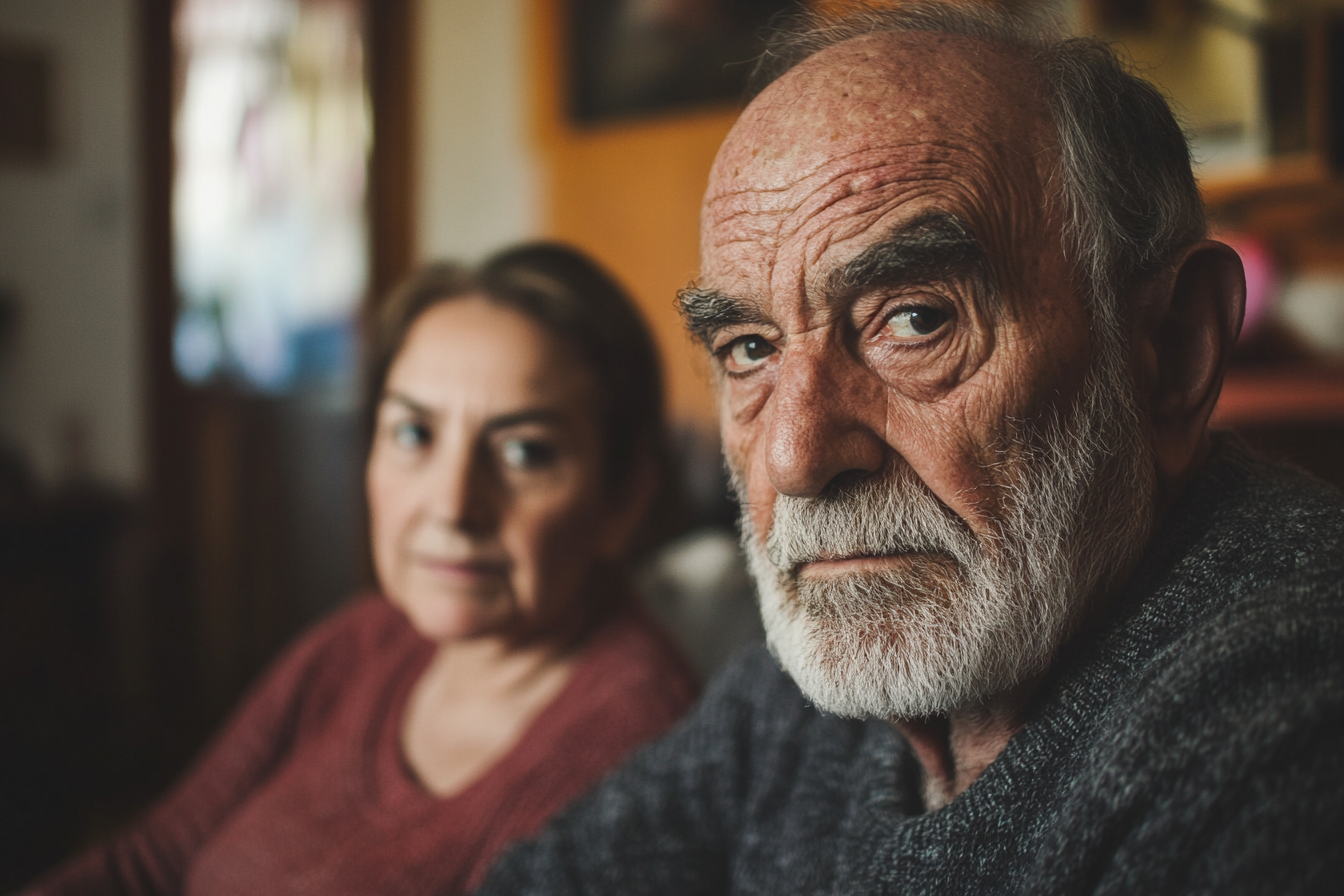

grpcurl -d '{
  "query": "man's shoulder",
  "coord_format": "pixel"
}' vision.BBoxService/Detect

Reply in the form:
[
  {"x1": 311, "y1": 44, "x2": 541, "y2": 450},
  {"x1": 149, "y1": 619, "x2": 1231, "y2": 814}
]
[
  {"x1": 1189, "y1": 436, "x2": 1344, "y2": 557},
  {"x1": 1026, "y1": 457, "x2": 1344, "y2": 893},
  {"x1": 1175, "y1": 440, "x2": 1344, "y2": 648},
  {"x1": 1105, "y1": 439, "x2": 1344, "y2": 743},
  {"x1": 1156, "y1": 504, "x2": 1344, "y2": 748},
  {"x1": 677, "y1": 642, "x2": 844, "y2": 755},
  {"x1": 474, "y1": 643, "x2": 906, "y2": 896},
  {"x1": 1146, "y1": 563, "x2": 1344, "y2": 726},
  {"x1": 593, "y1": 641, "x2": 894, "y2": 811},
  {"x1": 695, "y1": 642, "x2": 883, "y2": 742},
  {"x1": 701, "y1": 642, "x2": 799, "y2": 709},
  {"x1": 1133, "y1": 437, "x2": 1344, "y2": 630},
  {"x1": 1039, "y1": 565, "x2": 1344, "y2": 893}
]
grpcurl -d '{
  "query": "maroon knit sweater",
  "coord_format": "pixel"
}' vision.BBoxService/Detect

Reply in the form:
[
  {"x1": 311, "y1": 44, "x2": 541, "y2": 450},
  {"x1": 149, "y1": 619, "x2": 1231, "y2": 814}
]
[{"x1": 27, "y1": 595, "x2": 697, "y2": 896}]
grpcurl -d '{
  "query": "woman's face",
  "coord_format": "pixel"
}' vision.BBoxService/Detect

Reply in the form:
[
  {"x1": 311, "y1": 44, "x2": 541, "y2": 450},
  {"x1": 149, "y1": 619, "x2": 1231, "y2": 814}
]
[{"x1": 367, "y1": 296, "x2": 630, "y2": 645}]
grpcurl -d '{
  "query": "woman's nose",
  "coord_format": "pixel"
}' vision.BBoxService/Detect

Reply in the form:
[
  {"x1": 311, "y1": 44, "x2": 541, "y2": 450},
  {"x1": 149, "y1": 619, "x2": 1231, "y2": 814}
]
[{"x1": 426, "y1": 436, "x2": 496, "y2": 534}]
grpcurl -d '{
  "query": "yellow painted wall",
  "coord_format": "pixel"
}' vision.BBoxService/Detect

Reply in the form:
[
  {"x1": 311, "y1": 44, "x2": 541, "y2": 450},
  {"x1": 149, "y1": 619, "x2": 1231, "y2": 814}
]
[{"x1": 527, "y1": 0, "x2": 735, "y2": 428}]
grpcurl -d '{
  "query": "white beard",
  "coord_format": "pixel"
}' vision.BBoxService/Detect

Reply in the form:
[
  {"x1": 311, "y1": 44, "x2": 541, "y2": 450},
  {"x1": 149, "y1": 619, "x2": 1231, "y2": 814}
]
[{"x1": 738, "y1": 353, "x2": 1155, "y2": 720}]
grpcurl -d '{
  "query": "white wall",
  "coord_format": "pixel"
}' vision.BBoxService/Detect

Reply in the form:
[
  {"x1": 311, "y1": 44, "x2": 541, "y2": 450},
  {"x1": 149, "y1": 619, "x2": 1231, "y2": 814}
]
[
  {"x1": 0, "y1": 0, "x2": 143, "y2": 490},
  {"x1": 414, "y1": 0, "x2": 539, "y2": 264}
]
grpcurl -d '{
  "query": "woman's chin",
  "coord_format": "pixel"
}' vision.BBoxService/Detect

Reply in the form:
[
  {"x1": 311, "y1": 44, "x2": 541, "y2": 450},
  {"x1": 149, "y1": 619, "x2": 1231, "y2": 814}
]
[{"x1": 391, "y1": 591, "x2": 512, "y2": 645}]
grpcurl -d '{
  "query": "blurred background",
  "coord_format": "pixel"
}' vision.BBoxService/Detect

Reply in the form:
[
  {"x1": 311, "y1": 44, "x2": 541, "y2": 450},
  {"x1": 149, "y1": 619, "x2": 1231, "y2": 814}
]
[{"x1": 1, "y1": 0, "x2": 1342, "y2": 887}]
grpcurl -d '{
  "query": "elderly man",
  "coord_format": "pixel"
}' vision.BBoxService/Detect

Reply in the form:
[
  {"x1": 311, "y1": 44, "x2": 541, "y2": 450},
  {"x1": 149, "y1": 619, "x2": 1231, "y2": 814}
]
[{"x1": 477, "y1": 4, "x2": 1344, "y2": 893}]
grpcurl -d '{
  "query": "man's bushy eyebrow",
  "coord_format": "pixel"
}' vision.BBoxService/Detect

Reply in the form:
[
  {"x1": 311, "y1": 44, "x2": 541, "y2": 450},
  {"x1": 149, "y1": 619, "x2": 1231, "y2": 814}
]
[
  {"x1": 678, "y1": 213, "x2": 990, "y2": 348},
  {"x1": 677, "y1": 286, "x2": 766, "y2": 348},
  {"x1": 827, "y1": 212, "x2": 990, "y2": 302}
]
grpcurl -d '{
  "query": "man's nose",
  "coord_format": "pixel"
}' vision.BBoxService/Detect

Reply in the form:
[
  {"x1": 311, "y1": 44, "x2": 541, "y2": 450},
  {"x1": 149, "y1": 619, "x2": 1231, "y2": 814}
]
[{"x1": 764, "y1": 341, "x2": 887, "y2": 498}]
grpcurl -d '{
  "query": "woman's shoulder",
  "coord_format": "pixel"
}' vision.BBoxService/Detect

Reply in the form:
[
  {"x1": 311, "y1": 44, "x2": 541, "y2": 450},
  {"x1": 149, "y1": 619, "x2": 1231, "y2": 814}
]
[
  {"x1": 277, "y1": 593, "x2": 410, "y2": 662},
  {"x1": 257, "y1": 594, "x2": 424, "y2": 707},
  {"x1": 305, "y1": 593, "x2": 418, "y2": 651}
]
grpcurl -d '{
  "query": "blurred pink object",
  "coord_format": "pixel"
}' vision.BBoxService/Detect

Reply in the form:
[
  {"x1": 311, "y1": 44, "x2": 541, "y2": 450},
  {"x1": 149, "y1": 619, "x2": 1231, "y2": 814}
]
[{"x1": 1216, "y1": 232, "x2": 1277, "y2": 340}]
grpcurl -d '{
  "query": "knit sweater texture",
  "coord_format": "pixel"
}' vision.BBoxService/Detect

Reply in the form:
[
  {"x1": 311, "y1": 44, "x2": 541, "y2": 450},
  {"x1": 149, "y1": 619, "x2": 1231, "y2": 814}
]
[
  {"x1": 28, "y1": 596, "x2": 697, "y2": 896},
  {"x1": 477, "y1": 437, "x2": 1344, "y2": 895}
]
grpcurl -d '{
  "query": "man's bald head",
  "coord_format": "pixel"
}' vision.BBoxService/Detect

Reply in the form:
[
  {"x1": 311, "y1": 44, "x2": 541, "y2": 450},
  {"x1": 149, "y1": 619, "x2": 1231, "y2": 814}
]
[
  {"x1": 703, "y1": 29, "x2": 1060, "y2": 324},
  {"x1": 711, "y1": 29, "x2": 1053, "y2": 201},
  {"x1": 688, "y1": 2, "x2": 1205, "y2": 343}
]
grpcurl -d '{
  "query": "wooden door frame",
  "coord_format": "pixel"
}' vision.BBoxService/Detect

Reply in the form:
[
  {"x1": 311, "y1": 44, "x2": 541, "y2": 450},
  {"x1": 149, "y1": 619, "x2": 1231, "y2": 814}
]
[{"x1": 136, "y1": 0, "x2": 414, "y2": 725}]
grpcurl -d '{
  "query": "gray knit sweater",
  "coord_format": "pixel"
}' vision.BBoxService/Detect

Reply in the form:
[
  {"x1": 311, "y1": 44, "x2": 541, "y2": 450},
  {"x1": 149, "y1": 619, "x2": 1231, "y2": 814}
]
[{"x1": 476, "y1": 437, "x2": 1344, "y2": 895}]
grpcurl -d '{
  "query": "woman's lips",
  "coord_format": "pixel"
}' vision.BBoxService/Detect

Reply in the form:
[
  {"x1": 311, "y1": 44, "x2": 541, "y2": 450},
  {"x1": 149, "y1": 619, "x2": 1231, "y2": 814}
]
[{"x1": 411, "y1": 555, "x2": 509, "y2": 582}]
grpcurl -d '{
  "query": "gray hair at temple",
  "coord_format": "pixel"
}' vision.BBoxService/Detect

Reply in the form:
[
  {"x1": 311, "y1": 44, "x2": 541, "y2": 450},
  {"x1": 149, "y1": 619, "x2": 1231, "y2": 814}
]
[{"x1": 748, "y1": 1, "x2": 1208, "y2": 344}]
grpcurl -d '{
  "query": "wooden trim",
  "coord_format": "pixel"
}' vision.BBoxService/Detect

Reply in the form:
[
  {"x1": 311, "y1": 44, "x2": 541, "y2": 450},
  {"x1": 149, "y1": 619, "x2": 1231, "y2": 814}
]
[
  {"x1": 1214, "y1": 365, "x2": 1344, "y2": 428},
  {"x1": 139, "y1": 0, "x2": 185, "y2": 535},
  {"x1": 135, "y1": 0, "x2": 215, "y2": 744},
  {"x1": 366, "y1": 0, "x2": 417, "y2": 306}
]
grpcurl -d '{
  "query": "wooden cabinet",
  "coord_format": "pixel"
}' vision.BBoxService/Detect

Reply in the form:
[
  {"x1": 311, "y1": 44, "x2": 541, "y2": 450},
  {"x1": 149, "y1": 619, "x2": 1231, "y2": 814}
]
[{"x1": 1189, "y1": 8, "x2": 1344, "y2": 488}]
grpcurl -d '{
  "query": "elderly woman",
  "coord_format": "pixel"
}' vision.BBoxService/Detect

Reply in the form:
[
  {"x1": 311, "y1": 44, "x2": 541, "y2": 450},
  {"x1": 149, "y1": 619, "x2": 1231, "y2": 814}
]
[{"x1": 28, "y1": 243, "x2": 697, "y2": 895}]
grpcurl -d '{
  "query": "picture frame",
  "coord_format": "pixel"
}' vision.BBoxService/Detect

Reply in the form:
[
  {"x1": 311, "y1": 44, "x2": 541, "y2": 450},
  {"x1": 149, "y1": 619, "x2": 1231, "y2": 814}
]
[
  {"x1": 0, "y1": 41, "x2": 54, "y2": 163},
  {"x1": 567, "y1": 0, "x2": 802, "y2": 124}
]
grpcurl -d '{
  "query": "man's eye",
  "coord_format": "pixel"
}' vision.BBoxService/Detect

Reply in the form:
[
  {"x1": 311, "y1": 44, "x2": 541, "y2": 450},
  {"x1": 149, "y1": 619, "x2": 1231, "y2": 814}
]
[
  {"x1": 724, "y1": 335, "x2": 777, "y2": 369},
  {"x1": 501, "y1": 439, "x2": 557, "y2": 471},
  {"x1": 885, "y1": 306, "x2": 950, "y2": 339},
  {"x1": 391, "y1": 421, "x2": 431, "y2": 449}
]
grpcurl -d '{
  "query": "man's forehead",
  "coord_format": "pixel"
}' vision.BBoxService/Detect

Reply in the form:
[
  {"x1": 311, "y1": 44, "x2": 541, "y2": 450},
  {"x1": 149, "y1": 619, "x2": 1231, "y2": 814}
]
[
  {"x1": 709, "y1": 31, "x2": 1047, "y2": 195},
  {"x1": 699, "y1": 30, "x2": 1056, "y2": 302}
]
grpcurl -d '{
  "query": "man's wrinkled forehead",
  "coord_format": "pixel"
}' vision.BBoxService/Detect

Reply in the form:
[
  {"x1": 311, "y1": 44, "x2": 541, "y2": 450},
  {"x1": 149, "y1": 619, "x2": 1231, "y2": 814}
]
[
  {"x1": 702, "y1": 31, "x2": 1055, "y2": 267},
  {"x1": 711, "y1": 31, "x2": 1048, "y2": 189}
]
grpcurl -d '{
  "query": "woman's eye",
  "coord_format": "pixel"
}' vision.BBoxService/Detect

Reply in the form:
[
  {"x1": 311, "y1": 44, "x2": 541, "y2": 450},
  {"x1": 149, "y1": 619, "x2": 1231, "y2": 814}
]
[
  {"x1": 501, "y1": 439, "x2": 557, "y2": 471},
  {"x1": 885, "y1": 306, "x2": 950, "y2": 339},
  {"x1": 725, "y1": 335, "x2": 777, "y2": 370},
  {"x1": 391, "y1": 421, "x2": 431, "y2": 449}
]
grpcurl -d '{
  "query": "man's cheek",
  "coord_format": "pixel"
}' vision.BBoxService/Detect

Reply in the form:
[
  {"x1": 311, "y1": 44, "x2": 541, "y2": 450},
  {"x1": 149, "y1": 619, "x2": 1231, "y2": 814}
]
[
  {"x1": 719, "y1": 369, "x2": 775, "y2": 429},
  {"x1": 720, "y1": 398, "x2": 758, "y2": 490},
  {"x1": 743, "y1": 464, "x2": 780, "y2": 547},
  {"x1": 722, "y1": 435, "x2": 776, "y2": 538}
]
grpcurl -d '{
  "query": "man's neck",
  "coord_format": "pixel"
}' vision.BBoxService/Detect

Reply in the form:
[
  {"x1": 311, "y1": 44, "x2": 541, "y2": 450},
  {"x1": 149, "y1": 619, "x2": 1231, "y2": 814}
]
[{"x1": 892, "y1": 678, "x2": 1040, "y2": 810}]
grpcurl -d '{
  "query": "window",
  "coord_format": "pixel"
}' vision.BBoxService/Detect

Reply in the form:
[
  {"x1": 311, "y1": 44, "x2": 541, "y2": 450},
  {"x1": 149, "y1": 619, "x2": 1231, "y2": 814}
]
[{"x1": 172, "y1": 0, "x2": 370, "y2": 393}]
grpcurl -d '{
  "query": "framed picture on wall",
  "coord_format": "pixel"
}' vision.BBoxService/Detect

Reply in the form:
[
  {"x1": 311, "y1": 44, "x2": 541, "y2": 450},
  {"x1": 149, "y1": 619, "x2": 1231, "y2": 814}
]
[
  {"x1": 0, "y1": 41, "x2": 54, "y2": 163},
  {"x1": 568, "y1": 0, "x2": 803, "y2": 124}
]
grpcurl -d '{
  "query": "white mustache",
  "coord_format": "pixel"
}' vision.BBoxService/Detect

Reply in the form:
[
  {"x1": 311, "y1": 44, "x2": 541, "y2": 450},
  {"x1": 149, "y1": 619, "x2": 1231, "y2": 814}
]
[{"x1": 764, "y1": 466, "x2": 982, "y2": 574}]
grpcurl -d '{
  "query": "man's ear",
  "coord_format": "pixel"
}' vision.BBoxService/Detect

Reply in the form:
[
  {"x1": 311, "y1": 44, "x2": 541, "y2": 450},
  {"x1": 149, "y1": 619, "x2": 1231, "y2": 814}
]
[{"x1": 1136, "y1": 239, "x2": 1246, "y2": 485}]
